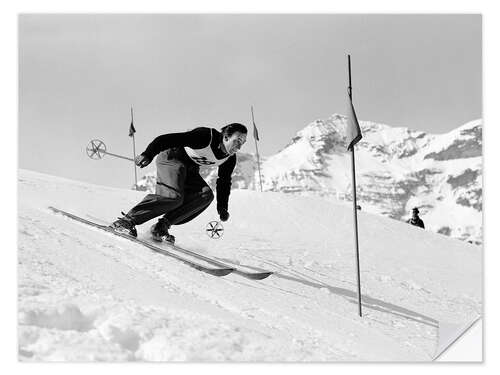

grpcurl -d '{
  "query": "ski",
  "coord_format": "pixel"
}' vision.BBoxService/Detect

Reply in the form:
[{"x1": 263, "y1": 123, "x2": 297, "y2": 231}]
[
  {"x1": 48, "y1": 206, "x2": 234, "y2": 277},
  {"x1": 160, "y1": 241, "x2": 273, "y2": 280},
  {"x1": 83, "y1": 212, "x2": 273, "y2": 279}
]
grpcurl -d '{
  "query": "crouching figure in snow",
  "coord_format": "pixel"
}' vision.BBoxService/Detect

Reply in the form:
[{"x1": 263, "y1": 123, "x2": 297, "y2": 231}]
[
  {"x1": 110, "y1": 123, "x2": 248, "y2": 243},
  {"x1": 407, "y1": 207, "x2": 425, "y2": 229}
]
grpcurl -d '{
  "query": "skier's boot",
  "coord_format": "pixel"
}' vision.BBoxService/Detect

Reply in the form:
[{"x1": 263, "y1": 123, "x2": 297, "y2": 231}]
[
  {"x1": 150, "y1": 217, "x2": 175, "y2": 244},
  {"x1": 109, "y1": 212, "x2": 138, "y2": 237}
]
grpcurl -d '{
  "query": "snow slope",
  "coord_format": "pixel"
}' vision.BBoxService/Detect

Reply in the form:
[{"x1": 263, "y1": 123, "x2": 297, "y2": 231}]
[{"x1": 18, "y1": 169, "x2": 481, "y2": 361}]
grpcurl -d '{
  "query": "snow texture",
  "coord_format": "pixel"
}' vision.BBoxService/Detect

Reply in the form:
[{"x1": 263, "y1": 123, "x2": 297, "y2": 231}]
[{"x1": 18, "y1": 169, "x2": 481, "y2": 361}]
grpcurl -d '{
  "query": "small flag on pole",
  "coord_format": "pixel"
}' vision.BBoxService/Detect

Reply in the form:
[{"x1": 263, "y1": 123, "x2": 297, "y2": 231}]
[
  {"x1": 251, "y1": 105, "x2": 263, "y2": 192},
  {"x1": 346, "y1": 97, "x2": 362, "y2": 150},
  {"x1": 129, "y1": 121, "x2": 136, "y2": 137},
  {"x1": 129, "y1": 106, "x2": 138, "y2": 187},
  {"x1": 253, "y1": 119, "x2": 260, "y2": 141}
]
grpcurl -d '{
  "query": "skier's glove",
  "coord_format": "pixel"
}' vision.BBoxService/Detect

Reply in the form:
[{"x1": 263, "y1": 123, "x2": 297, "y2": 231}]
[
  {"x1": 135, "y1": 154, "x2": 151, "y2": 168},
  {"x1": 218, "y1": 207, "x2": 230, "y2": 222}
]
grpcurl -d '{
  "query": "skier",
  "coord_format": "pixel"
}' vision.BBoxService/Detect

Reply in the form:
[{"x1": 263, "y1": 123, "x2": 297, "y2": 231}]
[
  {"x1": 407, "y1": 207, "x2": 425, "y2": 229},
  {"x1": 110, "y1": 123, "x2": 248, "y2": 243}
]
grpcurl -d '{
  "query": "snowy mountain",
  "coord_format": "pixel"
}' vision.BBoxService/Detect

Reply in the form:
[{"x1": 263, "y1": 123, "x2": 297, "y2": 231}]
[
  {"x1": 18, "y1": 169, "x2": 481, "y2": 361},
  {"x1": 134, "y1": 115, "x2": 482, "y2": 245}
]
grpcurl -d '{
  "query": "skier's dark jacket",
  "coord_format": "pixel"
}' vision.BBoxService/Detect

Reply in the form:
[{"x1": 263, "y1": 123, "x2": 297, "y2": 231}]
[
  {"x1": 407, "y1": 217, "x2": 425, "y2": 229},
  {"x1": 141, "y1": 127, "x2": 236, "y2": 212}
]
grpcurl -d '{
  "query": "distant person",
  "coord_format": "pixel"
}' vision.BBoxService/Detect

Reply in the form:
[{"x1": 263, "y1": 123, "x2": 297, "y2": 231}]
[
  {"x1": 407, "y1": 207, "x2": 425, "y2": 229},
  {"x1": 109, "y1": 123, "x2": 248, "y2": 243}
]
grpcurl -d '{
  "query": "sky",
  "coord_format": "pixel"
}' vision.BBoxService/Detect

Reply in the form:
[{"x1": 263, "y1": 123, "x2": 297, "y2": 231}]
[{"x1": 19, "y1": 14, "x2": 482, "y2": 189}]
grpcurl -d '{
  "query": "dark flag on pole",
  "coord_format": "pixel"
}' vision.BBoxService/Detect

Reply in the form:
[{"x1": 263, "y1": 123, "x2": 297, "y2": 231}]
[
  {"x1": 251, "y1": 105, "x2": 263, "y2": 192},
  {"x1": 129, "y1": 107, "x2": 138, "y2": 187},
  {"x1": 129, "y1": 121, "x2": 136, "y2": 137},
  {"x1": 346, "y1": 97, "x2": 362, "y2": 150},
  {"x1": 253, "y1": 119, "x2": 260, "y2": 141}
]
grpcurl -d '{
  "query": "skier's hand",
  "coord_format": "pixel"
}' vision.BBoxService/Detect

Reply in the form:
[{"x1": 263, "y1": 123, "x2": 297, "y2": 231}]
[
  {"x1": 218, "y1": 207, "x2": 230, "y2": 222},
  {"x1": 135, "y1": 154, "x2": 151, "y2": 168}
]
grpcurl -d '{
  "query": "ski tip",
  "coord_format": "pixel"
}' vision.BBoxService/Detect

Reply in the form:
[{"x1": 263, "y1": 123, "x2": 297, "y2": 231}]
[
  {"x1": 241, "y1": 271, "x2": 274, "y2": 280},
  {"x1": 212, "y1": 268, "x2": 235, "y2": 277},
  {"x1": 254, "y1": 272, "x2": 273, "y2": 280}
]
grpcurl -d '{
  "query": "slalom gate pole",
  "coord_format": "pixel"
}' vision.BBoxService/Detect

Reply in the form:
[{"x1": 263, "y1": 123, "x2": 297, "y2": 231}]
[
  {"x1": 251, "y1": 106, "x2": 263, "y2": 192},
  {"x1": 131, "y1": 107, "x2": 138, "y2": 186},
  {"x1": 348, "y1": 55, "x2": 363, "y2": 317}
]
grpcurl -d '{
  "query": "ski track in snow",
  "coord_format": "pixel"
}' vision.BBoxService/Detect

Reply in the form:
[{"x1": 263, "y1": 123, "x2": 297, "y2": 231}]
[{"x1": 17, "y1": 170, "x2": 481, "y2": 361}]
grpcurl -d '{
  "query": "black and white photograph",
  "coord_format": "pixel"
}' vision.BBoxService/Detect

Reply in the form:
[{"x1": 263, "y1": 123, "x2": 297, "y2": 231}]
[{"x1": 17, "y1": 12, "x2": 483, "y2": 362}]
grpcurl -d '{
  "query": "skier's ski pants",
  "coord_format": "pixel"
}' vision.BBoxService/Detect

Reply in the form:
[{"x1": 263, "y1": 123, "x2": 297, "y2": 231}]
[{"x1": 126, "y1": 150, "x2": 214, "y2": 226}]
